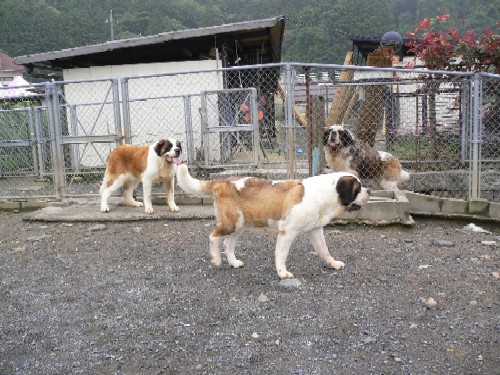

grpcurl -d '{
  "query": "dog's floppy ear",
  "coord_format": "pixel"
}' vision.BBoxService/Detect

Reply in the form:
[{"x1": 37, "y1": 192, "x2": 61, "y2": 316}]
[
  {"x1": 154, "y1": 139, "x2": 169, "y2": 156},
  {"x1": 339, "y1": 129, "x2": 354, "y2": 146},
  {"x1": 336, "y1": 176, "x2": 361, "y2": 206},
  {"x1": 323, "y1": 129, "x2": 331, "y2": 145}
]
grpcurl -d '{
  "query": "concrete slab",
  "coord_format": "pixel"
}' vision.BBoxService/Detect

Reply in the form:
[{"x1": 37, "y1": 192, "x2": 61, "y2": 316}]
[
  {"x1": 488, "y1": 202, "x2": 500, "y2": 219},
  {"x1": 441, "y1": 198, "x2": 469, "y2": 215},
  {"x1": 334, "y1": 189, "x2": 413, "y2": 226},
  {"x1": 23, "y1": 203, "x2": 215, "y2": 223},
  {"x1": 468, "y1": 198, "x2": 490, "y2": 215},
  {"x1": 406, "y1": 192, "x2": 444, "y2": 213},
  {"x1": 22, "y1": 191, "x2": 414, "y2": 226}
]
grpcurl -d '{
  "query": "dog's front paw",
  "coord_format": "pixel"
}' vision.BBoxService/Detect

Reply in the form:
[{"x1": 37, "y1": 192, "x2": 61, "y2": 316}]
[
  {"x1": 211, "y1": 256, "x2": 222, "y2": 267},
  {"x1": 229, "y1": 259, "x2": 244, "y2": 268},
  {"x1": 169, "y1": 205, "x2": 180, "y2": 213},
  {"x1": 325, "y1": 260, "x2": 345, "y2": 270},
  {"x1": 144, "y1": 207, "x2": 155, "y2": 214},
  {"x1": 100, "y1": 205, "x2": 110, "y2": 213},
  {"x1": 278, "y1": 270, "x2": 294, "y2": 279}
]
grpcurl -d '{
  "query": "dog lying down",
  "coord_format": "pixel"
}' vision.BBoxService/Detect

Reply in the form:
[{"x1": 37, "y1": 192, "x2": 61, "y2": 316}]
[{"x1": 176, "y1": 164, "x2": 370, "y2": 279}]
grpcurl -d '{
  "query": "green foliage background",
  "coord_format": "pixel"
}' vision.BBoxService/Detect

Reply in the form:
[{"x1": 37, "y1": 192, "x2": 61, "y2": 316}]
[{"x1": 0, "y1": 0, "x2": 498, "y2": 63}]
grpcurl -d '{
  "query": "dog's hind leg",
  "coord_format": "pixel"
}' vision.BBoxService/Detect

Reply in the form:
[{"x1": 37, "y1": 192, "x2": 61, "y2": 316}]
[
  {"x1": 307, "y1": 227, "x2": 345, "y2": 270},
  {"x1": 209, "y1": 233, "x2": 223, "y2": 267},
  {"x1": 210, "y1": 209, "x2": 241, "y2": 268},
  {"x1": 123, "y1": 181, "x2": 143, "y2": 207},
  {"x1": 379, "y1": 178, "x2": 399, "y2": 191},
  {"x1": 223, "y1": 231, "x2": 244, "y2": 268},
  {"x1": 275, "y1": 231, "x2": 298, "y2": 279},
  {"x1": 100, "y1": 176, "x2": 124, "y2": 213}
]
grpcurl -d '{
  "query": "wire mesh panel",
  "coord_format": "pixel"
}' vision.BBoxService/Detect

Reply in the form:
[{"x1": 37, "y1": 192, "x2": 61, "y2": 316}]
[
  {"x1": 387, "y1": 70, "x2": 472, "y2": 198},
  {"x1": 480, "y1": 75, "x2": 500, "y2": 201},
  {"x1": 287, "y1": 64, "x2": 480, "y2": 199},
  {"x1": 124, "y1": 69, "x2": 224, "y2": 148},
  {"x1": 223, "y1": 66, "x2": 293, "y2": 172},
  {"x1": 200, "y1": 88, "x2": 259, "y2": 167},
  {"x1": 0, "y1": 64, "x2": 498, "y2": 202},
  {"x1": 0, "y1": 82, "x2": 56, "y2": 198},
  {"x1": 52, "y1": 79, "x2": 123, "y2": 196}
]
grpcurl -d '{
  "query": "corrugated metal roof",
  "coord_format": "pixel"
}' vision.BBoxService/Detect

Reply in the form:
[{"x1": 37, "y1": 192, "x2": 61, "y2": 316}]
[{"x1": 15, "y1": 16, "x2": 285, "y2": 72}]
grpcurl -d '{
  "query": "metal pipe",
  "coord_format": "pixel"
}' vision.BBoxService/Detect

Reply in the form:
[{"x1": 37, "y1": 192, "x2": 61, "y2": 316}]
[
  {"x1": 470, "y1": 73, "x2": 481, "y2": 199},
  {"x1": 304, "y1": 67, "x2": 312, "y2": 176},
  {"x1": 284, "y1": 64, "x2": 296, "y2": 179}
]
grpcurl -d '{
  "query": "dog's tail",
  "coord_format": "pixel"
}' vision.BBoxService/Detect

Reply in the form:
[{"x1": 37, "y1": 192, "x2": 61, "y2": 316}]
[
  {"x1": 176, "y1": 163, "x2": 213, "y2": 197},
  {"x1": 399, "y1": 169, "x2": 410, "y2": 183}
]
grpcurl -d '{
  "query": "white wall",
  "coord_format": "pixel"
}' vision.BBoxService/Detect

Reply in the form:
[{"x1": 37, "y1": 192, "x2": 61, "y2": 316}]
[{"x1": 61, "y1": 60, "x2": 223, "y2": 167}]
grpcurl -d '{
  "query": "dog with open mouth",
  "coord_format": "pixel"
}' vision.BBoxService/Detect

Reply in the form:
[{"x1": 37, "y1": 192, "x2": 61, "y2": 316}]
[
  {"x1": 323, "y1": 125, "x2": 410, "y2": 190},
  {"x1": 176, "y1": 163, "x2": 370, "y2": 279},
  {"x1": 100, "y1": 139, "x2": 182, "y2": 213}
]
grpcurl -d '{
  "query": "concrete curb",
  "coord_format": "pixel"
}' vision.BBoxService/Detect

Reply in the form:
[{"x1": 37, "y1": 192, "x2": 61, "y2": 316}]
[
  {"x1": 406, "y1": 192, "x2": 500, "y2": 222},
  {"x1": 8, "y1": 191, "x2": 499, "y2": 225},
  {"x1": 19, "y1": 191, "x2": 413, "y2": 226}
]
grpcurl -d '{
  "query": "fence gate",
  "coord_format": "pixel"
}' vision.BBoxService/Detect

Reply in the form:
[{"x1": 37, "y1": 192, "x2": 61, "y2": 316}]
[
  {"x1": 49, "y1": 79, "x2": 124, "y2": 198},
  {"x1": 200, "y1": 88, "x2": 261, "y2": 168}
]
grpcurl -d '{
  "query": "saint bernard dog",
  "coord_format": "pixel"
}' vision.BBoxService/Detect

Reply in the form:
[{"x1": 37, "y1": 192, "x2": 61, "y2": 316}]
[
  {"x1": 323, "y1": 125, "x2": 410, "y2": 190},
  {"x1": 100, "y1": 139, "x2": 182, "y2": 214},
  {"x1": 176, "y1": 163, "x2": 370, "y2": 279}
]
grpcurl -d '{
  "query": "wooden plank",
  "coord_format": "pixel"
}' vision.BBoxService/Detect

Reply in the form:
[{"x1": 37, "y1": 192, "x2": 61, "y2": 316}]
[
  {"x1": 326, "y1": 52, "x2": 355, "y2": 126},
  {"x1": 277, "y1": 81, "x2": 308, "y2": 127},
  {"x1": 355, "y1": 47, "x2": 393, "y2": 145}
]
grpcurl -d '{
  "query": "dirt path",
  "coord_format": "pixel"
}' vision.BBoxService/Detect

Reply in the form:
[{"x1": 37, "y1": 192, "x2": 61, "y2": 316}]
[{"x1": 0, "y1": 211, "x2": 498, "y2": 374}]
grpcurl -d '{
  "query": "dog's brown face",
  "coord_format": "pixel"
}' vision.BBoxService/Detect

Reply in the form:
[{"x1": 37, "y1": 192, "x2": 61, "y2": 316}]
[
  {"x1": 336, "y1": 175, "x2": 369, "y2": 212},
  {"x1": 154, "y1": 139, "x2": 182, "y2": 164},
  {"x1": 323, "y1": 126, "x2": 355, "y2": 153}
]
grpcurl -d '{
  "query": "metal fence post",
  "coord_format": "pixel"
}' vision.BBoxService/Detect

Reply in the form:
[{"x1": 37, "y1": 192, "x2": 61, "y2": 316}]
[
  {"x1": 200, "y1": 93, "x2": 209, "y2": 167},
  {"x1": 250, "y1": 87, "x2": 261, "y2": 167},
  {"x1": 68, "y1": 104, "x2": 80, "y2": 173},
  {"x1": 111, "y1": 78, "x2": 124, "y2": 144},
  {"x1": 284, "y1": 64, "x2": 296, "y2": 179},
  {"x1": 34, "y1": 107, "x2": 45, "y2": 178},
  {"x1": 183, "y1": 95, "x2": 195, "y2": 163},
  {"x1": 470, "y1": 73, "x2": 481, "y2": 199},
  {"x1": 46, "y1": 82, "x2": 66, "y2": 199},
  {"x1": 120, "y1": 78, "x2": 131, "y2": 144},
  {"x1": 25, "y1": 107, "x2": 40, "y2": 178},
  {"x1": 460, "y1": 79, "x2": 469, "y2": 163}
]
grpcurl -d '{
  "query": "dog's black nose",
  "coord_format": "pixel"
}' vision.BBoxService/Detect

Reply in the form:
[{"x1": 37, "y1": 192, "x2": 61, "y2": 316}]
[{"x1": 367, "y1": 188, "x2": 372, "y2": 195}]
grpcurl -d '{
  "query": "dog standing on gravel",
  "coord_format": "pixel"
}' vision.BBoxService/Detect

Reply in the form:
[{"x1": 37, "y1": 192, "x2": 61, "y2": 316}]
[
  {"x1": 100, "y1": 139, "x2": 182, "y2": 214},
  {"x1": 323, "y1": 125, "x2": 410, "y2": 190},
  {"x1": 176, "y1": 163, "x2": 370, "y2": 279}
]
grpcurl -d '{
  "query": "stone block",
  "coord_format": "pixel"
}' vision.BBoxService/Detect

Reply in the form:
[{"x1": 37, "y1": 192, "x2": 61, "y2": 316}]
[
  {"x1": 406, "y1": 192, "x2": 443, "y2": 214},
  {"x1": 488, "y1": 202, "x2": 500, "y2": 219},
  {"x1": 468, "y1": 198, "x2": 489, "y2": 215},
  {"x1": 0, "y1": 201, "x2": 21, "y2": 210},
  {"x1": 441, "y1": 198, "x2": 468, "y2": 214}
]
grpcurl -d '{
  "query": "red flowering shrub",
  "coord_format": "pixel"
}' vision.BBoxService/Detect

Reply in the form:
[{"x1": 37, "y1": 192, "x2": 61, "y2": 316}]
[{"x1": 406, "y1": 14, "x2": 499, "y2": 73}]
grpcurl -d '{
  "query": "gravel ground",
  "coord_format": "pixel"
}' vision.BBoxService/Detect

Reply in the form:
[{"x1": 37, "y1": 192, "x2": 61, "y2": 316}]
[{"x1": 0, "y1": 210, "x2": 498, "y2": 375}]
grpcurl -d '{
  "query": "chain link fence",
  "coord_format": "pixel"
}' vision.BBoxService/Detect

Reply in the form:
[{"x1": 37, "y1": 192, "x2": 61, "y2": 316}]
[{"x1": 0, "y1": 64, "x2": 498, "y2": 202}]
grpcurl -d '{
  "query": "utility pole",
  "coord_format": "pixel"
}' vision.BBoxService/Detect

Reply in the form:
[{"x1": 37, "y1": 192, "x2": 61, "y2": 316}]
[{"x1": 105, "y1": 10, "x2": 116, "y2": 40}]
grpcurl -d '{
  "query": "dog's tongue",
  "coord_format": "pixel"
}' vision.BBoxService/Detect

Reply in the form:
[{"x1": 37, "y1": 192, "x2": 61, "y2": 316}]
[{"x1": 167, "y1": 156, "x2": 183, "y2": 164}]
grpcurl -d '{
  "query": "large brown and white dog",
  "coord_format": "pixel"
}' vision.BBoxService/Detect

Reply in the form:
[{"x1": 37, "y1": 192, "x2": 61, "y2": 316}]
[
  {"x1": 100, "y1": 139, "x2": 182, "y2": 213},
  {"x1": 323, "y1": 125, "x2": 410, "y2": 190},
  {"x1": 176, "y1": 163, "x2": 370, "y2": 279}
]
